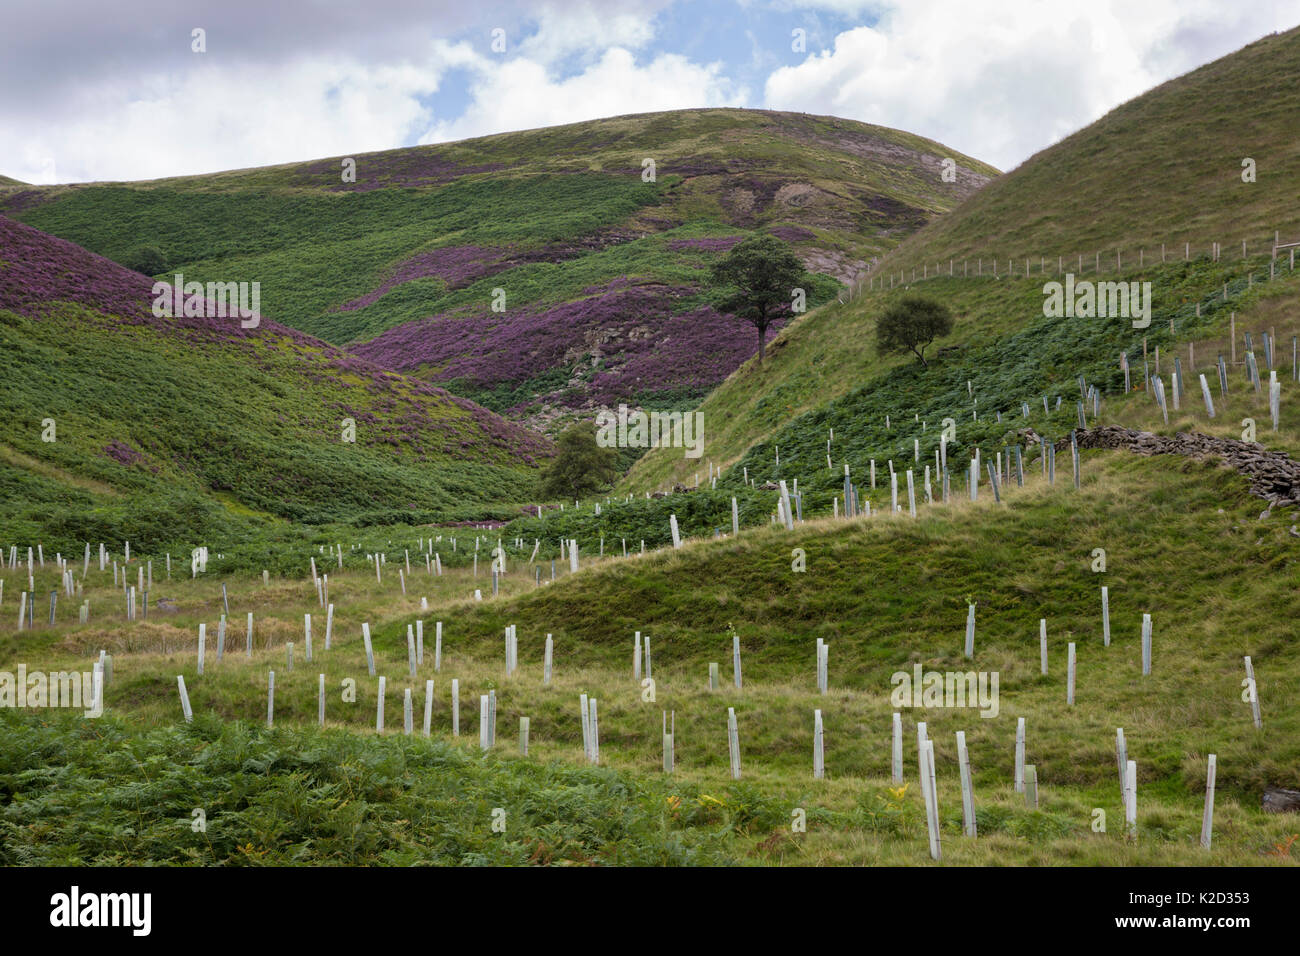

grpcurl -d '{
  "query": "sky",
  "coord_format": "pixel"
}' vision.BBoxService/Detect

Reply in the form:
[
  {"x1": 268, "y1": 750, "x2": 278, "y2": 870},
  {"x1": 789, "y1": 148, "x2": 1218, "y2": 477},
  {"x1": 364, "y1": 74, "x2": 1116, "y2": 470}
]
[{"x1": 2, "y1": 0, "x2": 1297, "y2": 184}]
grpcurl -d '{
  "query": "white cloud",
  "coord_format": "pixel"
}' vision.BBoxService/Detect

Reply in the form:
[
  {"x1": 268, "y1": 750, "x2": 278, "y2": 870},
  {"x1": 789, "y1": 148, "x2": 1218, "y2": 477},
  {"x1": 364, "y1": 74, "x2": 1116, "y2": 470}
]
[
  {"x1": 764, "y1": 0, "x2": 1299, "y2": 170},
  {"x1": 3, "y1": 51, "x2": 472, "y2": 183},
  {"x1": 512, "y1": 0, "x2": 668, "y2": 66},
  {"x1": 419, "y1": 47, "x2": 748, "y2": 144},
  {"x1": 5, "y1": 1, "x2": 1297, "y2": 184},
  {"x1": 0, "y1": 0, "x2": 718, "y2": 184}
]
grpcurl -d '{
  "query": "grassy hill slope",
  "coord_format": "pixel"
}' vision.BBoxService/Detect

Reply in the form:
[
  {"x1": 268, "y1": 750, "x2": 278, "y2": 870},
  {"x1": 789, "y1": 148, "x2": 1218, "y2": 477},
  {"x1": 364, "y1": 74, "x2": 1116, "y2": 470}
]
[
  {"x1": 0, "y1": 109, "x2": 997, "y2": 423},
  {"x1": 0, "y1": 216, "x2": 550, "y2": 553},
  {"x1": 879, "y1": 27, "x2": 1300, "y2": 275},
  {"x1": 5, "y1": 440, "x2": 1298, "y2": 865},
  {"x1": 624, "y1": 27, "x2": 1300, "y2": 491}
]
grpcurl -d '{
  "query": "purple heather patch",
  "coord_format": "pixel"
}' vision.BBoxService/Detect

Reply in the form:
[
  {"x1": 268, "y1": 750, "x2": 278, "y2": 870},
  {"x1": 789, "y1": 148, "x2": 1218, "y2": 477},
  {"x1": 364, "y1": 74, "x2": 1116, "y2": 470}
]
[
  {"x1": 0, "y1": 189, "x2": 49, "y2": 215},
  {"x1": 104, "y1": 440, "x2": 144, "y2": 466},
  {"x1": 337, "y1": 245, "x2": 504, "y2": 310},
  {"x1": 0, "y1": 215, "x2": 553, "y2": 463},
  {"x1": 769, "y1": 225, "x2": 816, "y2": 242},
  {"x1": 0, "y1": 213, "x2": 324, "y2": 350},
  {"x1": 585, "y1": 304, "x2": 785, "y2": 406},
  {"x1": 0, "y1": 214, "x2": 162, "y2": 321},
  {"x1": 293, "y1": 151, "x2": 508, "y2": 192},
  {"x1": 352, "y1": 278, "x2": 785, "y2": 409},
  {"x1": 338, "y1": 235, "x2": 641, "y2": 313}
]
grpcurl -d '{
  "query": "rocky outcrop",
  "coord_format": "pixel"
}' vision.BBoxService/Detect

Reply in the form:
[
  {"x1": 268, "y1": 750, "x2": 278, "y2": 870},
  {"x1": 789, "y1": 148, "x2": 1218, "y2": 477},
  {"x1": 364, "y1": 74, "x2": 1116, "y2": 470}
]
[
  {"x1": 1070, "y1": 425, "x2": 1300, "y2": 508},
  {"x1": 1263, "y1": 786, "x2": 1300, "y2": 813}
]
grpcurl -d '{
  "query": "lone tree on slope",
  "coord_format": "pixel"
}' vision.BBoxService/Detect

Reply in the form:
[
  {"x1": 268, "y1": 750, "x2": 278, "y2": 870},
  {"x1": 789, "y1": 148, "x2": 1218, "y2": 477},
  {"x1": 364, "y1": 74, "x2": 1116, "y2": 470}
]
[
  {"x1": 124, "y1": 245, "x2": 169, "y2": 276},
  {"x1": 875, "y1": 295, "x2": 953, "y2": 368},
  {"x1": 536, "y1": 422, "x2": 619, "y2": 500},
  {"x1": 710, "y1": 235, "x2": 806, "y2": 366}
]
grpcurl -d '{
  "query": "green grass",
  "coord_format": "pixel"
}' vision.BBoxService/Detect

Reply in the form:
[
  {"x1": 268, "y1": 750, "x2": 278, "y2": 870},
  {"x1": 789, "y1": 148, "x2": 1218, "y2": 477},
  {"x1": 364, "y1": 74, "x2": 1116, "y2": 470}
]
[
  {"x1": 625, "y1": 29, "x2": 1300, "y2": 493},
  {"x1": 5, "y1": 108, "x2": 997, "y2": 418},
  {"x1": 0, "y1": 302, "x2": 544, "y2": 554},
  {"x1": 5, "y1": 48, "x2": 1300, "y2": 868},
  {"x1": 625, "y1": 259, "x2": 1300, "y2": 492},
  {"x1": 12, "y1": 175, "x2": 668, "y2": 343},
  {"x1": 879, "y1": 28, "x2": 1300, "y2": 274},
  {"x1": 4, "y1": 447, "x2": 1298, "y2": 865}
]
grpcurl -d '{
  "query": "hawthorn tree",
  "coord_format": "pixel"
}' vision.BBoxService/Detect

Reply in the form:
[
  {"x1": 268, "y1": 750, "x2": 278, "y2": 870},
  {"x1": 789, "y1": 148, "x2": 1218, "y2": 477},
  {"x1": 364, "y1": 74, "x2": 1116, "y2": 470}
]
[
  {"x1": 875, "y1": 295, "x2": 954, "y2": 367},
  {"x1": 710, "y1": 235, "x2": 806, "y2": 366},
  {"x1": 536, "y1": 422, "x2": 619, "y2": 500},
  {"x1": 124, "y1": 245, "x2": 168, "y2": 276}
]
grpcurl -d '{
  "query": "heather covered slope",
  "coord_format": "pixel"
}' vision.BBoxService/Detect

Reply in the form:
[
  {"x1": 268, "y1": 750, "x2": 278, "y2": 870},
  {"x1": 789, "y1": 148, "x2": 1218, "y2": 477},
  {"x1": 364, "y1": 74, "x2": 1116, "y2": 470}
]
[
  {"x1": 0, "y1": 109, "x2": 997, "y2": 421},
  {"x1": 0, "y1": 175, "x2": 24, "y2": 186},
  {"x1": 624, "y1": 28, "x2": 1300, "y2": 491},
  {"x1": 0, "y1": 216, "x2": 551, "y2": 551}
]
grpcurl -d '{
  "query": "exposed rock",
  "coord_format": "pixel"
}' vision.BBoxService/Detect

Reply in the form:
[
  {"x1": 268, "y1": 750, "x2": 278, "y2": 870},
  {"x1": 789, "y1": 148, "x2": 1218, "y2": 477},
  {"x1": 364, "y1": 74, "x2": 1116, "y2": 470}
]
[
  {"x1": 774, "y1": 182, "x2": 821, "y2": 207},
  {"x1": 1070, "y1": 425, "x2": 1300, "y2": 508},
  {"x1": 1263, "y1": 786, "x2": 1300, "y2": 813}
]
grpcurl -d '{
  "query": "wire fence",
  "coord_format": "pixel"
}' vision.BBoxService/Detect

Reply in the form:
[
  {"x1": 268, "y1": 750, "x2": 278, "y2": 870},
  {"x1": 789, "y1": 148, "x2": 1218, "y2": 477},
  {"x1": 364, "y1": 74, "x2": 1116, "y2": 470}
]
[{"x1": 845, "y1": 231, "x2": 1299, "y2": 301}]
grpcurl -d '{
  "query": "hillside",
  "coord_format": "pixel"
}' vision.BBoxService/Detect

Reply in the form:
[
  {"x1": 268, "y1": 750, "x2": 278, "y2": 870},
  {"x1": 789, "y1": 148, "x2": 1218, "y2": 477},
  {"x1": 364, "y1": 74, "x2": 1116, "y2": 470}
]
[
  {"x1": 624, "y1": 27, "x2": 1300, "y2": 492},
  {"x1": 0, "y1": 215, "x2": 550, "y2": 553},
  {"x1": 5, "y1": 434, "x2": 1298, "y2": 865},
  {"x1": 877, "y1": 27, "x2": 1300, "y2": 275},
  {"x1": 0, "y1": 109, "x2": 997, "y2": 426},
  {"x1": 5, "y1": 34, "x2": 1300, "y2": 874},
  {"x1": 0, "y1": 175, "x2": 24, "y2": 186}
]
